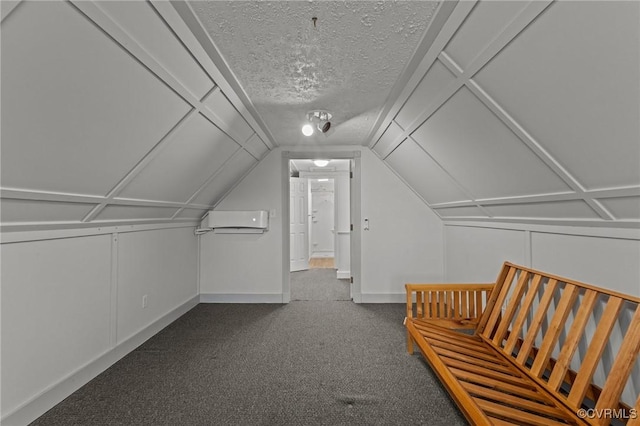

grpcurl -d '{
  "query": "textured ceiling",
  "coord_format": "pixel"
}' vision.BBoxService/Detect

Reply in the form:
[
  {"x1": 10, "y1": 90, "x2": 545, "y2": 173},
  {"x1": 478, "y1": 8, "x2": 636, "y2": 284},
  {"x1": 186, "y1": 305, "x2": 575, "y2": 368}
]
[{"x1": 190, "y1": 1, "x2": 440, "y2": 146}]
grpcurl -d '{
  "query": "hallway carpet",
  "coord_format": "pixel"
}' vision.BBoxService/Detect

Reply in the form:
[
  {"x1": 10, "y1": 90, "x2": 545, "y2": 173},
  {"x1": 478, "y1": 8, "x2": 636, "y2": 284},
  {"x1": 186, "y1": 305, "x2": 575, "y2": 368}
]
[
  {"x1": 31, "y1": 302, "x2": 466, "y2": 425},
  {"x1": 290, "y1": 268, "x2": 350, "y2": 301}
]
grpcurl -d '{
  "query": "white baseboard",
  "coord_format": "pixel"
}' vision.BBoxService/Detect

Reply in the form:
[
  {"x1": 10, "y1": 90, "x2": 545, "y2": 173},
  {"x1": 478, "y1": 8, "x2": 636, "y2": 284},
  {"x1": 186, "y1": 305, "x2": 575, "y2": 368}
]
[
  {"x1": 360, "y1": 293, "x2": 406, "y2": 303},
  {"x1": 337, "y1": 270, "x2": 351, "y2": 279},
  {"x1": 199, "y1": 293, "x2": 284, "y2": 303},
  {"x1": 2, "y1": 295, "x2": 199, "y2": 426}
]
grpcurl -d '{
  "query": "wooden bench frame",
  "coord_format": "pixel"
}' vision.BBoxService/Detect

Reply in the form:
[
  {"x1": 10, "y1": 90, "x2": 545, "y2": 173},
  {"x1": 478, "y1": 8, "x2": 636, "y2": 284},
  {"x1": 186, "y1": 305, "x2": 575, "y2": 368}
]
[{"x1": 404, "y1": 262, "x2": 640, "y2": 426}]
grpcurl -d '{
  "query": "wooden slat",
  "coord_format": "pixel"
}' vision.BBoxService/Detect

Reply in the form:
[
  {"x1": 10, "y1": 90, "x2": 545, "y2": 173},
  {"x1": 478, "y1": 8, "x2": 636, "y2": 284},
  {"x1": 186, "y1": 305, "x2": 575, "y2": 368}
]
[
  {"x1": 504, "y1": 274, "x2": 543, "y2": 355},
  {"x1": 454, "y1": 369, "x2": 551, "y2": 403},
  {"x1": 626, "y1": 395, "x2": 640, "y2": 426},
  {"x1": 461, "y1": 381, "x2": 568, "y2": 418},
  {"x1": 416, "y1": 291, "x2": 424, "y2": 318},
  {"x1": 405, "y1": 320, "x2": 492, "y2": 425},
  {"x1": 530, "y1": 284, "x2": 580, "y2": 378},
  {"x1": 431, "y1": 291, "x2": 438, "y2": 319},
  {"x1": 515, "y1": 279, "x2": 558, "y2": 365},
  {"x1": 477, "y1": 263, "x2": 513, "y2": 334},
  {"x1": 567, "y1": 296, "x2": 624, "y2": 407},
  {"x1": 412, "y1": 323, "x2": 492, "y2": 351},
  {"x1": 473, "y1": 398, "x2": 572, "y2": 426},
  {"x1": 420, "y1": 332, "x2": 495, "y2": 356},
  {"x1": 547, "y1": 290, "x2": 599, "y2": 391},
  {"x1": 453, "y1": 291, "x2": 460, "y2": 319},
  {"x1": 493, "y1": 272, "x2": 533, "y2": 346},
  {"x1": 594, "y1": 305, "x2": 640, "y2": 424},
  {"x1": 461, "y1": 291, "x2": 469, "y2": 318},
  {"x1": 482, "y1": 267, "x2": 518, "y2": 338},
  {"x1": 487, "y1": 416, "x2": 521, "y2": 426},
  {"x1": 431, "y1": 344, "x2": 511, "y2": 368},
  {"x1": 447, "y1": 364, "x2": 535, "y2": 389}
]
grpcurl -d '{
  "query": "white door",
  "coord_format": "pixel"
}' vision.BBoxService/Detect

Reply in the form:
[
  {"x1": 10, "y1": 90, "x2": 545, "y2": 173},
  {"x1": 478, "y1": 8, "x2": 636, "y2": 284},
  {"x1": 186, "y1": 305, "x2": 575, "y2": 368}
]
[{"x1": 290, "y1": 177, "x2": 309, "y2": 272}]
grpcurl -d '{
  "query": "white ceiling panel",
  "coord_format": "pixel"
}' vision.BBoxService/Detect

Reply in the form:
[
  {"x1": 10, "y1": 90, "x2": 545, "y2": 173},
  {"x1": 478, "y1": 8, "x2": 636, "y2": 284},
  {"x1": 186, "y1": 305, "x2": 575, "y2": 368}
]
[
  {"x1": 486, "y1": 200, "x2": 600, "y2": 220},
  {"x1": 372, "y1": 122, "x2": 404, "y2": 159},
  {"x1": 203, "y1": 89, "x2": 254, "y2": 144},
  {"x1": 598, "y1": 197, "x2": 640, "y2": 220},
  {"x1": 191, "y1": 151, "x2": 258, "y2": 206},
  {"x1": 435, "y1": 206, "x2": 486, "y2": 218},
  {"x1": 243, "y1": 134, "x2": 270, "y2": 160},
  {"x1": 96, "y1": 0, "x2": 214, "y2": 100},
  {"x1": 94, "y1": 205, "x2": 179, "y2": 221},
  {"x1": 443, "y1": 0, "x2": 528, "y2": 71},
  {"x1": 412, "y1": 87, "x2": 570, "y2": 199},
  {"x1": 0, "y1": 199, "x2": 96, "y2": 223},
  {"x1": 1, "y1": 1, "x2": 190, "y2": 196},
  {"x1": 474, "y1": 1, "x2": 640, "y2": 190},
  {"x1": 118, "y1": 113, "x2": 240, "y2": 203},
  {"x1": 395, "y1": 59, "x2": 456, "y2": 130},
  {"x1": 385, "y1": 139, "x2": 469, "y2": 205}
]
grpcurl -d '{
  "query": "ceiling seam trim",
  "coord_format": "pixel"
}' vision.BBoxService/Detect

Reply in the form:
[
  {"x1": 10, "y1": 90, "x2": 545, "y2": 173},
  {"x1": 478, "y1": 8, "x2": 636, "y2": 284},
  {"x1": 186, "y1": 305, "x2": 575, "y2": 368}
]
[
  {"x1": 368, "y1": 0, "x2": 477, "y2": 148},
  {"x1": 364, "y1": 0, "x2": 463, "y2": 148},
  {"x1": 388, "y1": 134, "x2": 490, "y2": 217},
  {"x1": 70, "y1": 1, "x2": 249, "y2": 150},
  {"x1": 174, "y1": 147, "x2": 251, "y2": 218},
  {"x1": 147, "y1": 0, "x2": 217, "y2": 91},
  {"x1": 169, "y1": 1, "x2": 277, "y2": 149},
  {"x1": 81, "y1": 109, "x2": 198, "y2": 223},
  {"x1": 463, "y1": 80, "x2": 614, "y2": 221},
  {"x1": 1, "y1": 0, "x2": 23, "y2": 24},
  {"x1": 0, "y1": 188, "x2": 211, "y2": 211},
  {"x1": 382, "y1": 0, "x2": 553, "y2": 156},
  {"x1": 442, "y1": 217, "x2": 640, "y2": 230}
]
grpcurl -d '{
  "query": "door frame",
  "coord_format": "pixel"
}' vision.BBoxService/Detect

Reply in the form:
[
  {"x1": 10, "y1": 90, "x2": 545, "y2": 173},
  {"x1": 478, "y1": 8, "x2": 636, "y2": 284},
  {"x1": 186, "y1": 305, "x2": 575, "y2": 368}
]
[{"x1": 281, "y1": 150, "x2": 362, "y2": 303}]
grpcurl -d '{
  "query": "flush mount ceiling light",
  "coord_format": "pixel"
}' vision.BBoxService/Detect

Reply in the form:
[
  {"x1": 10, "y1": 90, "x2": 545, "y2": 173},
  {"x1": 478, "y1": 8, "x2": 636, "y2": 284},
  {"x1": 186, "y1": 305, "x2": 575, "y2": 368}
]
[
  {"x1": 302, "y1": 110, "x2": 332, "y2": 136},
  {"x1": 313, "y1": 159, "x2": 329, "y2": 167}
]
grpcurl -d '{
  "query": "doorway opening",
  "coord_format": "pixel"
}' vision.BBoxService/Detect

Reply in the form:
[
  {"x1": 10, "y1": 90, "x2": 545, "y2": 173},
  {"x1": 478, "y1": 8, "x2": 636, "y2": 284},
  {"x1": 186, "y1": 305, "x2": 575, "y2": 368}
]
[{"x1": 284, "y1": 154, "x2": 360, "y2": 303}]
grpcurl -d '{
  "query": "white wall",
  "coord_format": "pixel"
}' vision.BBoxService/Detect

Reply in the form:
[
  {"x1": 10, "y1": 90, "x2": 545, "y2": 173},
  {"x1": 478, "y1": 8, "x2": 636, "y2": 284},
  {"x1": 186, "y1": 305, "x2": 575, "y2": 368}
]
[
  {"x1": 199, "y1": 150, "x2": 283, "y2": 302},
  {"x1": 360, "y1": 149, "x2": 443, "y2": 301},
  {"x1": 1, "y1": 226, "x2": 198, "y2": 424},
  {"x1": 444, "y1": 223, "x2": 640, "y2": 296},
  {"x1": 199, "y1": 147, "x2": 444, "y2": 303}
]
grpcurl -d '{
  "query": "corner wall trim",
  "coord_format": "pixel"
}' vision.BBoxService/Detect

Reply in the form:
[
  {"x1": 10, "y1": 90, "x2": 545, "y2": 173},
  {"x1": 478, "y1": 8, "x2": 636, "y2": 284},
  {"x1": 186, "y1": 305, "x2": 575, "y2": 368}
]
[
  {"x1": 199, "y1": 293, "x2": 284, "y2": 303},
  {"x1": 1, "y1": 295, "x2": 199, "y2": 426}
]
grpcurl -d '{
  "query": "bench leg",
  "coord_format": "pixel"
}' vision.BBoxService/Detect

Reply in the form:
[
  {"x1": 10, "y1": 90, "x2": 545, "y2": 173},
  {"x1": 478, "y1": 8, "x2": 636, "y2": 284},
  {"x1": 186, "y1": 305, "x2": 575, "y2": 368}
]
[{"x1": 407, "y1": 330, "x2": 414, "y2": 354}]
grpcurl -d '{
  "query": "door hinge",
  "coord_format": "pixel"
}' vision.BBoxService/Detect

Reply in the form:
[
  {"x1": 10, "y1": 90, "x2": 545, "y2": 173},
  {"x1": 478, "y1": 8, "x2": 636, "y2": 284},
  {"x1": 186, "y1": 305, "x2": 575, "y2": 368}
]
[
  {"x1": 350, "y1": 223, "x2": 353, "y2": 231},
  {"x1": 350, "y1": 171, "x2": 353, "y2": 178},
  {"x1": 350, "y1": 277, "x2": 353, "y2": 284}
]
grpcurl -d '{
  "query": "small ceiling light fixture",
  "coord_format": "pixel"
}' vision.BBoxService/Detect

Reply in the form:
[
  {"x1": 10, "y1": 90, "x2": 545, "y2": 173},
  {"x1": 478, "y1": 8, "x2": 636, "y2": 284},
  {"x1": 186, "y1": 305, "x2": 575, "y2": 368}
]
[
  {"x1": 308, "y1": 110, "x2": 332, "y2": 134},
  {"x1": 313, "y1": 159, "x2": 329, "y2": 167}
]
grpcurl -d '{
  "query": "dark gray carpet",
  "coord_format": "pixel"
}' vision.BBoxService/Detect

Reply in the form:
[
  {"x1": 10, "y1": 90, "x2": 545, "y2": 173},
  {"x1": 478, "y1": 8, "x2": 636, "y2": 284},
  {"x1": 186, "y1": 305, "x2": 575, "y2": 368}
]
[
  {"x1": 31, "y1": 302, "x2": 467, "y2": 426},
  {"x1": 290, "y1": 269, "x2": 350, "y2": 301}
]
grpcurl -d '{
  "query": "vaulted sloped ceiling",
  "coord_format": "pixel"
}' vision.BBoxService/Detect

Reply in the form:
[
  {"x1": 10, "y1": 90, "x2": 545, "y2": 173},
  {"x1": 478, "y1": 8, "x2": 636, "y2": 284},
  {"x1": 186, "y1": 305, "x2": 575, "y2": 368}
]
[
  {"x1": 1, "y1": 0, "x2": 272, "y2": 231},
  {"x1": 371, "y1": 1, "x2": 640, "y2": 228},
  {"x1": 2, "y1": 1, "x2": 638, "y2": 232}
]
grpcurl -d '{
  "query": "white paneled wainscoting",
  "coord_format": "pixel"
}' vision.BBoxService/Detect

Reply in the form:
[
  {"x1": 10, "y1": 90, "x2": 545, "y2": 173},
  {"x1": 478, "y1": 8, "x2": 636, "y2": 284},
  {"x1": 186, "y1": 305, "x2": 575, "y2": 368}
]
[
  {"x1": 1, "y1": 225, "x2": 199, "y2": 425},
  {"x1": 443, "y1": 222, "x2": 640, "y2": 297}
]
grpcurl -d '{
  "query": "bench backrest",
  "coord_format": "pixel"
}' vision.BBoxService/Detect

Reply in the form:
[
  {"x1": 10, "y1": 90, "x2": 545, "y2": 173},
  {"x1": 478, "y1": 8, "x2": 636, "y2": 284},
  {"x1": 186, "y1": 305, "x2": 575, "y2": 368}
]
[{"x1": 479, "y1": 262, "x2": 640, "y2": 424}]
